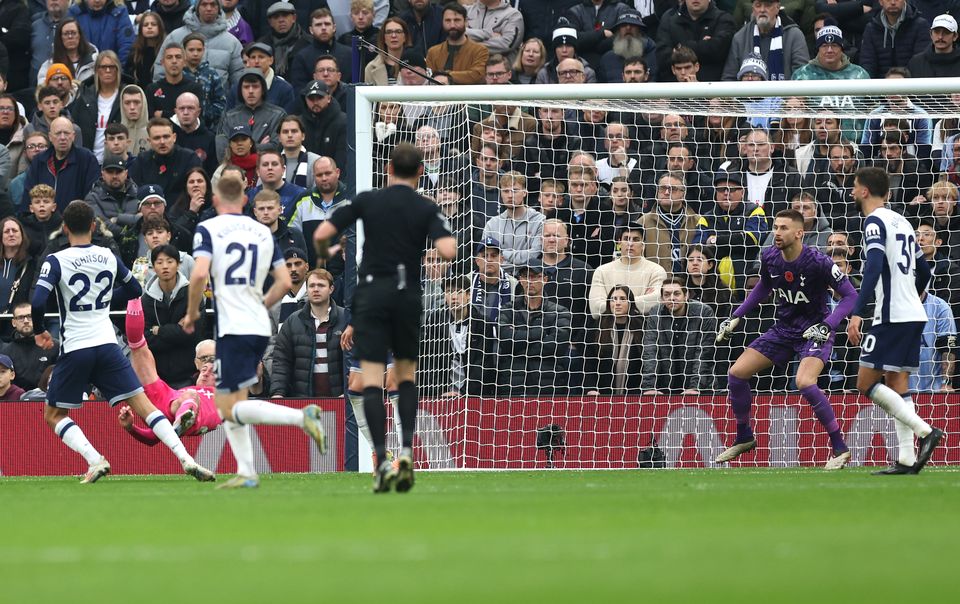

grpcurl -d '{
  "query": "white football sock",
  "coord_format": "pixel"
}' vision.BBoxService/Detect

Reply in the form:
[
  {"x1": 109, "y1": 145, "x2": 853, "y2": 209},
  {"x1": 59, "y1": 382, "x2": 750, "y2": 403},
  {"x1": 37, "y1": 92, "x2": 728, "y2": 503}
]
[
  {"x1": 868, "y1": 384, "x2": 932, "y2": 437},
  {"x1": 348, "y1": 393, "x2": 374, "y2": 446},
  {"x1": 389, "y1": 392, "x2": 402, "y2": 444},
  {"x1": 54, "y1": 418, "x2": 102, "y2": 465},
  {"x1": 895, "y1": 395, "x2": 917, "y2": 466},
  {"x1": 145, "y1": 411, "x2": 195, "y2": 464},
  {"x1": 233, "y1": 400, "x2": 303, "y2": 427},
  {"x1": 222, "y1": 420, "x2": 256, "y2": 478}
]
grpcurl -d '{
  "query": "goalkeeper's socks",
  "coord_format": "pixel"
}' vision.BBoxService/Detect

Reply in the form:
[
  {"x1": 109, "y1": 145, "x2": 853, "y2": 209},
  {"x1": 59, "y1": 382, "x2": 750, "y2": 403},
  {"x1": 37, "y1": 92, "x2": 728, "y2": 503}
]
[
  {"x1": 222, "y1": 420, "x2": 256, "y2": 478},
  {"x1": 895, "y1": 394, "x2": 918, "y2": 466},
  {"x1": 867, "y1": 383, "x2": 932, "y2": 437},
  {"x1": 362, "y1": 386, "x2": 389, "y2": 464},
  {"x1": 397, "y1": 381, "x2": 418, "y2": 449},
  {"x1": 348, "y1": 390, "x2": 375, "y2": 446},
  {"x1": 232, "y1": 400, "x2": 304, "y2": 427},
  {"x1": 727, "y1": 374, "x2": 754, "y2": 442},
  {"x1": 125, "y1": 298, "x2": 147, "y2": 349},
  {"x1": 53, "y1": 418, "x2": 103, "y2": 465},
  {"x1": 388, "y1": 390, "x2": 401, "y2": 444},
  {"x1": 799, "y1": 385, "x2": 847, "y2": 453}
]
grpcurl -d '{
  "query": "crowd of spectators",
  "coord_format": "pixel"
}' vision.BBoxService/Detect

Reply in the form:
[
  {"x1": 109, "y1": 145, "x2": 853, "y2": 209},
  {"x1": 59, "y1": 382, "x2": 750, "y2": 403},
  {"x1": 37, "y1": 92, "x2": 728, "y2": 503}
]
[{"x1": 0, "y1": 0, "x2": 959, "y2": 402}]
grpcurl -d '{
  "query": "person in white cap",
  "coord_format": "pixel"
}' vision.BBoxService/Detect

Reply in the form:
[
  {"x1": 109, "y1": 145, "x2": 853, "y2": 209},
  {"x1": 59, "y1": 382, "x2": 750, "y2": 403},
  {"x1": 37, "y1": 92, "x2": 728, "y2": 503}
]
[{"x1": 907, "y1": 13, "x2": 960, "y2": 78}]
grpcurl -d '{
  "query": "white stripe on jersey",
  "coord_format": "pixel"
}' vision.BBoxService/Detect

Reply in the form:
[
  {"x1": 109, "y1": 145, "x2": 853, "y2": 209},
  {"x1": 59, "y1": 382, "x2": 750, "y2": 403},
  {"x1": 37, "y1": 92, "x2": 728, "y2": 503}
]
[
  {"x1": 193, "y1": 214, "x2": 284, "y2": 337},
  {"x1": 36, "y1": 245, "x2": 123, "y2": 353},
  {"x1": 864, "y1": 207, "x2": 927, "y2": 324}
]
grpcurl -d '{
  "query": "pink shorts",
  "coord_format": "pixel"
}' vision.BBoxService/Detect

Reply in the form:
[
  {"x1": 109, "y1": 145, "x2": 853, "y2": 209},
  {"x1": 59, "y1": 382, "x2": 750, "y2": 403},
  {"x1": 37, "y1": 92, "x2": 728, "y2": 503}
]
[{"x1": 143, "y1": 379, "x2": 178, "y2": 419}]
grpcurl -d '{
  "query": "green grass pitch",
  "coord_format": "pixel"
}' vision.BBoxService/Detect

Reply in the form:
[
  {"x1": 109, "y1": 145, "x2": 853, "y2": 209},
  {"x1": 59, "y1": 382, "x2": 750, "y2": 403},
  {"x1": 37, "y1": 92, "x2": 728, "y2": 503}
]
[{"x1": 1, "y1": 469, "x2": 958, "y2": 603}]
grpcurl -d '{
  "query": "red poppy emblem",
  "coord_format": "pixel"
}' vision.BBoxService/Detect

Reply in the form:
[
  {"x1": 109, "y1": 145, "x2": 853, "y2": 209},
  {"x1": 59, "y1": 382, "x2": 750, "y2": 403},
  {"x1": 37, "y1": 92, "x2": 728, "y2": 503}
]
[
  {"x1": 784, "y1": 271, "x2": 794, "y2": 283},
  {"x1": 154, "y1": 88, "x2": 163, "y2": 97},
  {"x1": 159, "y1": 165, "x2": 167, "y2": 174},
  {"x1": 248, "y1": 117, "x2": 255, "y2": 126}
]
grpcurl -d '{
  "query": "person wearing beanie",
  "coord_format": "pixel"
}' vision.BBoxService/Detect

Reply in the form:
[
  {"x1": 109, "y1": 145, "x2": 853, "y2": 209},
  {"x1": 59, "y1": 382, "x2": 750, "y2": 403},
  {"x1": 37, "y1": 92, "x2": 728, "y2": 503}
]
[
  {"x1": 598, "y1": 10, "x2": 658, "y2": 83},
  {"x1": 722, "y1": 0, "x2": 809, "y2": 81},
  {"x1": 907, "y1": 13, "x2": 960, "y2": 78},
  {"x1": 792, "y1": 22, "x2": 871, "y2": 81},
  {"x1": 535, "y1": 17, "x2": 598, "y2": 84},
  {"x1": 737, "y1": 53, "x2": 783, "y2": 129}
]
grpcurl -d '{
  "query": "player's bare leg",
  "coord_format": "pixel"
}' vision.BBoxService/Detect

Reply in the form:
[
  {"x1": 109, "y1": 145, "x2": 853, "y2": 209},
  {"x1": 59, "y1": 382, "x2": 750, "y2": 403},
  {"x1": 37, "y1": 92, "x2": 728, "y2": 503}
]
[
  {"x1": 392, "y1": 359, "x2": 418, "y2": 493},
  {"x1": 716, "y1": 348, "x2": 773, "y2": 463},
  {"x1": 857, "y1": 367, "x2": 943, "y2": 474},
  {"x1": 44, "y1": 406, "x2": 109, "y2": 483},
  {"x1": 795, "y1": 357, "x2": 850, "y2": 469},
  {"x1": 126, "y1": 392, "x2": 215, "y2": 481}
]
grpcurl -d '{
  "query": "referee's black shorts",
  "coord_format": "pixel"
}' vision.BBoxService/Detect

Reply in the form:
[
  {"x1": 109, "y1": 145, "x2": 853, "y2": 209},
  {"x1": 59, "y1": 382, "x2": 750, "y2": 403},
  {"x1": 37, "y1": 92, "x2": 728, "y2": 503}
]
[{"x1": 352, "y1": 277, "x2": 423, "y2": 364}]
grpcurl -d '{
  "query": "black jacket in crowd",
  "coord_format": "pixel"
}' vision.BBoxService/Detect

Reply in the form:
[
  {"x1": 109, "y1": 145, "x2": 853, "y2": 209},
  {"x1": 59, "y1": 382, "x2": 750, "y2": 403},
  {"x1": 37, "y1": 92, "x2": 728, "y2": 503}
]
[
  {"x1": 419, "y1": 305, "x2": 497, "y2": 398},
  {"x1": 142, "y1": 273, "x2": 204, "y2": 389},
  {"x1": 0, "y1": 332, "x2": 59, "y2": 391},
  {"x1": 656, "y1": 2, "x2": 737, "y2": 82},
  {"x1": 127, "y1": 145, "x2": 202, "y2": 206},
  {"x1": 907, "y1": 44, "x2": 960, "y2": 79},
  {"x1": 269, "y1": 301, "x2": 348, "y2": 398}
]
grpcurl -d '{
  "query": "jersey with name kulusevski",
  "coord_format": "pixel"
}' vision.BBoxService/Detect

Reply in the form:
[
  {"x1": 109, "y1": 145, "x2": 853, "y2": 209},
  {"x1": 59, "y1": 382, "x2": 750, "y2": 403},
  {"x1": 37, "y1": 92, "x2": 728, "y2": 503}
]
[
  {"x1": 35, "y1": 245, "x2": 130, "y2": 354},
  {"x1": 758, "y1": 244, "x2": 849, "y2": 337},
  {"x1": 327, "y1": 184, "x2": 453, "y2": 290},
  {"x1": 862, "y1": 207, "x2": 927, "y2": 325},
  {"x1": 193, "y1": 213, "x2": 283, "y2": 337}
]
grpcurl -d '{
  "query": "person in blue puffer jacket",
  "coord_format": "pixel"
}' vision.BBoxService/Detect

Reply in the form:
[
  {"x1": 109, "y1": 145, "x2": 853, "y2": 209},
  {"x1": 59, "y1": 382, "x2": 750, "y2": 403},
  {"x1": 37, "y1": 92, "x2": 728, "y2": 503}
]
[{"x1": 69, "y1": 0, "x2": 136, "y2": 66}]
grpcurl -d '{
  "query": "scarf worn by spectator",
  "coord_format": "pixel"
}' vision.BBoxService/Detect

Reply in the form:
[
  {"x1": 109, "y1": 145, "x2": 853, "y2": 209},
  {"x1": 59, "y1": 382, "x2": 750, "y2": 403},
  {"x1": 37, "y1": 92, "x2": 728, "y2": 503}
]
[
  {"x1": 755, "y1": 16, "x2": 784, "y2": 81},
  {"x1": 270, "y1": 24, "x2": 305, "y2": 78},
  {"x1": 472, "y1": 270, "x2": 512, "y2": 323},
  {"x1": 290, "y1": 149, "x2": 311, "y2": 188}
]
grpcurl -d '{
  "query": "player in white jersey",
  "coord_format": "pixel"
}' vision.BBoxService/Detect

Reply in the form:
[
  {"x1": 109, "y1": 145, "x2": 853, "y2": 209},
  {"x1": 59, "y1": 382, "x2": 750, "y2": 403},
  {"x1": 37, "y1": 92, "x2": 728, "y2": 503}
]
[
  {"x1": 847, "y1": 167, "x2": 944, "y2": 474},
  {"x1": 183, "y1": 173, "x2": 327, "y2": 489},
  {"x1": 33, "y1": 201, "x2": 215, "y2": 484}
]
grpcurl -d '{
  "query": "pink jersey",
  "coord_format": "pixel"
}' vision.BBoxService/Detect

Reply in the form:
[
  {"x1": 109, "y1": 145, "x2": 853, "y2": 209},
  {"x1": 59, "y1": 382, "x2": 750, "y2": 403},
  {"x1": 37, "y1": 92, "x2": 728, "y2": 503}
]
[{"x1": 186, "y1": 386, "x2": 221, "y2": 436}]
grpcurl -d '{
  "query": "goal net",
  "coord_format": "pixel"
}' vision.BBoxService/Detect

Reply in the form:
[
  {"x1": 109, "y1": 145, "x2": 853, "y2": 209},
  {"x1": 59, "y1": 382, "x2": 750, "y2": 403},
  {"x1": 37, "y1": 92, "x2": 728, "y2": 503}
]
[{"x1": 357, "y1": 79, "x2": 960, "y2": 470}]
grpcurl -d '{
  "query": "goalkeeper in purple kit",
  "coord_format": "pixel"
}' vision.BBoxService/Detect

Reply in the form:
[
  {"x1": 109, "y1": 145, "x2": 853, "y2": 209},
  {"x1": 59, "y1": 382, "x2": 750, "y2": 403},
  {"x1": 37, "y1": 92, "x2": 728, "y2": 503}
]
[{"x1": 715, "y1": 209, "x2": 859, "y2": 469}]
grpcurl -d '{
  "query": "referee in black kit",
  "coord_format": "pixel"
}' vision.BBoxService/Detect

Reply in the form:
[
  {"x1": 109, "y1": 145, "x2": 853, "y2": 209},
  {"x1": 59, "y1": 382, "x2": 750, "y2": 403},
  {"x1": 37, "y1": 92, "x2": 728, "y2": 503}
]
[{"x1": 313, "y1": 143, "x2": 456, "y2": 493}]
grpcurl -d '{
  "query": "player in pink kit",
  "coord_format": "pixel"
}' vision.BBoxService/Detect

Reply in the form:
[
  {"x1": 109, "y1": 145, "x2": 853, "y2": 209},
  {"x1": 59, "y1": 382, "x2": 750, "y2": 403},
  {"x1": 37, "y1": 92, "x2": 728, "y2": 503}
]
[{"x1": 117, "y1": 299, "x2": 223, "y2": 444}]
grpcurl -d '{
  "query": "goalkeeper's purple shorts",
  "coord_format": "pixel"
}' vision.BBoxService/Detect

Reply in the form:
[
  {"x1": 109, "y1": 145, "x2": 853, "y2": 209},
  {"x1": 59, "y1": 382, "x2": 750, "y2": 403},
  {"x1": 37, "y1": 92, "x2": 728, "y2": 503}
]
[{"x1": 748, "y1": 324, "x2": 834, "y2": 368}]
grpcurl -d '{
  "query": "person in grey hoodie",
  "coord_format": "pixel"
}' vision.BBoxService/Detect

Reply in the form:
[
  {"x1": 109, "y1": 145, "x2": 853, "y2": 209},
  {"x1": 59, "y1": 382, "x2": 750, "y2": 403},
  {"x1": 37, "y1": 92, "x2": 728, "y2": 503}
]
[
  {"x1": 722, "y1": 0, "x2": 809, "y2": 80},
  {"x1": 154, "y1": 0, "x2": 244, "y2": 91},
  {"x1": 465, "y1": 0, "x2": 524, "y2": 60},
  {"x1": 481, "y1": 171, "x2": 545, "y2": 272}
]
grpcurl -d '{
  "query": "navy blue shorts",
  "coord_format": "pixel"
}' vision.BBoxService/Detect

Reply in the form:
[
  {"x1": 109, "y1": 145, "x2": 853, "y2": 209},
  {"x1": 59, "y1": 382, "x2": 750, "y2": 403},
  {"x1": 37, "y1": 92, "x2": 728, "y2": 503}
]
[
  {"x1": 46, "y1": 344, "x2": 144, "y2": 409},
  {"x1": 216, "y1": 334, "x2": 269, "y2": 393},
  {"x1": 346, "y1": 349, "x2": 394, "y2": 372},
  {"x1": 859, "y1": 321, "x2": 925, "y2": 372}
]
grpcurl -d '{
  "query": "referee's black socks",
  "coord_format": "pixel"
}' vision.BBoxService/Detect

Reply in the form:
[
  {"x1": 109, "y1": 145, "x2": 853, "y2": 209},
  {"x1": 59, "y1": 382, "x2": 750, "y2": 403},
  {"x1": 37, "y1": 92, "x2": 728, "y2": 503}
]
[
  {"x1": 397, "y1": 381, "x2": 418, "y2": 449},
  {"x1": 362, "y1": 386, "x2": 388, "y2": 464}
]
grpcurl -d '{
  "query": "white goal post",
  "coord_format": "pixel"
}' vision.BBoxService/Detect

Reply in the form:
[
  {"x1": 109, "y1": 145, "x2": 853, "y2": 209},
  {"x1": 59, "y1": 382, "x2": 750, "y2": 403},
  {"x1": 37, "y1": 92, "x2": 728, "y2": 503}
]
[{"x1": 352, "y1": 78, "x2": 960, "y2": 471}]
